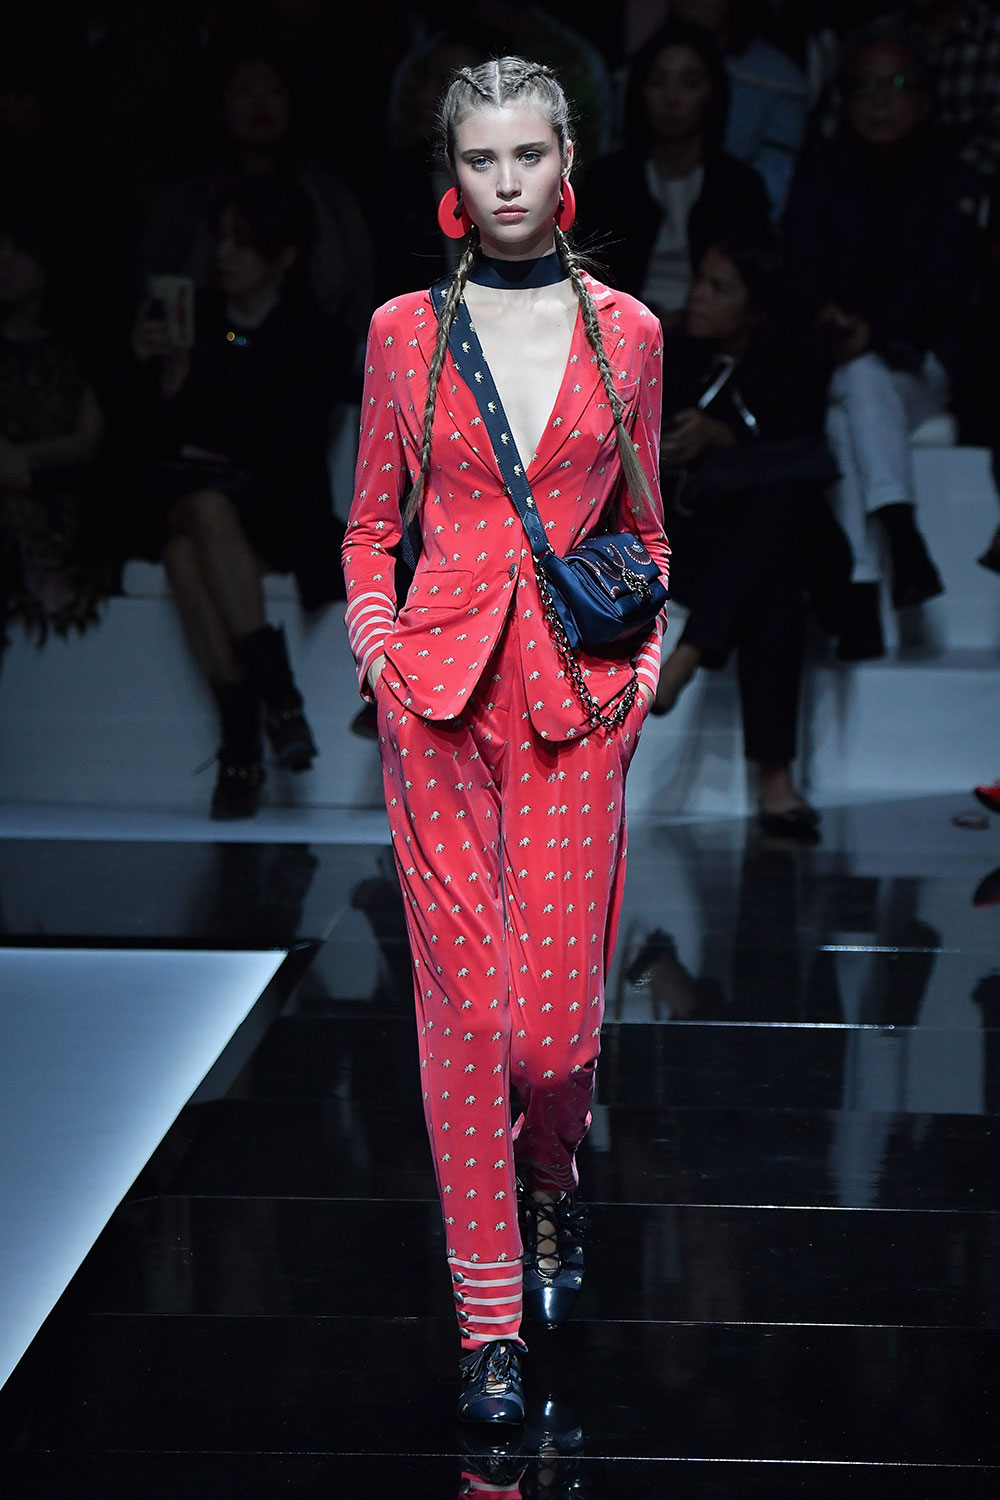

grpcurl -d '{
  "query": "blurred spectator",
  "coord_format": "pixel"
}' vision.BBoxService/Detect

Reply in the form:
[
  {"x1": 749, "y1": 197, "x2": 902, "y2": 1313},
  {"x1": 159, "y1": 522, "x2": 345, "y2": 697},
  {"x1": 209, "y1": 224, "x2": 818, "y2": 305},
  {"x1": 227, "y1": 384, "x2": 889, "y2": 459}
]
[
  {"x1": 0, "y1": 212, "x2": 109, "y2": 645},
  {"x1": 783, "y1": 22, "x2": 976, "y2": 655},
  {"x1": 651, "y1": 230, "x2": 836, "y2": 838},
  {"x1": 669, "y1": 0, "x2": 809, "y2": 216},
  {"x1": 815, "y1": 0, "x2": 1000, "y2": 208},
  {"x1": 128, "y1": 173, "x2": 355, "y2": 820},
  {"x1": 139, "y1": 48, "x2": 373, "y2": 337},
  {"x1": 579, "y1": 23, "x2": 769, "y2": 323},
  {"x1": 366, "y1": 27, "x2": 492, "y2": 304}
]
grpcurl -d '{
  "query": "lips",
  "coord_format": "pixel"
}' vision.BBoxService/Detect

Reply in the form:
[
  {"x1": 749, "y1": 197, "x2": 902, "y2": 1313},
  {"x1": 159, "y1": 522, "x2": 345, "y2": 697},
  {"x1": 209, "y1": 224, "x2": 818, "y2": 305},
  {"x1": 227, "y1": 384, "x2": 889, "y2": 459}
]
[{"x1": 494, "y1": 207, "x2": 527, "y2": 220}]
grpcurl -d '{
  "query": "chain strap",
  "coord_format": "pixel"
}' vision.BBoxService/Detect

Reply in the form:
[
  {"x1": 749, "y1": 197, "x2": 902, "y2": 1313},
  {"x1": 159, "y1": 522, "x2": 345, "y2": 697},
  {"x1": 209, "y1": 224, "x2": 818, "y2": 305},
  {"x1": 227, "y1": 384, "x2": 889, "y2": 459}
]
[{"x1": 535, "y1": 565, "x2": 639, "y2": 730}]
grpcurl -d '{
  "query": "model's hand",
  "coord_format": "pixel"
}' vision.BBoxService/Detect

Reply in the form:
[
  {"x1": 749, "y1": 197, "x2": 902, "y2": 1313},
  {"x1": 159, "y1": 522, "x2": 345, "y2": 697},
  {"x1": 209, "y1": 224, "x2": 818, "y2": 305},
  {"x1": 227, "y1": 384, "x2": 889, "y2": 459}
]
[
  {"x1": 660, "y1": 409, "x2": 736, "y2": 466},
  {"x1": 366, "y1": 653, "x2": 386, "y2": 693},
  {"x1": 640, "y1": 683, "x2": 655, "y2": 711},
  {"x1": 0, "y1": 437, "x2": 31, "y2": 490}
]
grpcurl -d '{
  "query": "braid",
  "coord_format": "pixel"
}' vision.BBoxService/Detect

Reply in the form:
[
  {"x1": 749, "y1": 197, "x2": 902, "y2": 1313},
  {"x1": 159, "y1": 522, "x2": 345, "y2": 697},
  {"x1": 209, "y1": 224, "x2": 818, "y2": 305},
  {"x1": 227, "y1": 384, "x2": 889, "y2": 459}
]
[
  {"x1": 402, "y1": 237, "x2": 478, "y2": 527},
  {"x1": 555, "y1": 227, "x2": 653, "y2": 518}
]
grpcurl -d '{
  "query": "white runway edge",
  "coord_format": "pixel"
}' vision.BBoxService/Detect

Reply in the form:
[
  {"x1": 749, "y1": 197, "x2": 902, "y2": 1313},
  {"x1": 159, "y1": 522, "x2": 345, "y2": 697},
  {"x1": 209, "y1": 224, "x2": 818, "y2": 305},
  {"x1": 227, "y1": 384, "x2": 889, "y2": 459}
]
[{"x1": 0, "y1": 947, "x2": 283, "y2": 1389}]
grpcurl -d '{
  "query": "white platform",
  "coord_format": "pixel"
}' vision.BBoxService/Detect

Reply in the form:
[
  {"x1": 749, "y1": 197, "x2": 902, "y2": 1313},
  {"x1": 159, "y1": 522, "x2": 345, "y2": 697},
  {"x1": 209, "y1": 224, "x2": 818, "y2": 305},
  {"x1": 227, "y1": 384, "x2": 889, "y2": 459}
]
[
  {"x1": 0, "y1": 947, "x2": 283, "y2": 1389},
  {"x1": 0, "y1": 448, "x2": 997, "y2": 817}
]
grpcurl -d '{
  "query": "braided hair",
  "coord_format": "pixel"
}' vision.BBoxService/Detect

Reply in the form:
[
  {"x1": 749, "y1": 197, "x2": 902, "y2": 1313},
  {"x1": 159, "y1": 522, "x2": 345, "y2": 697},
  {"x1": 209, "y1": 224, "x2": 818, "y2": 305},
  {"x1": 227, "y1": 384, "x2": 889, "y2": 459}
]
[{"x1": 403, "y1": 55, "x2": 653, "y2": 526}]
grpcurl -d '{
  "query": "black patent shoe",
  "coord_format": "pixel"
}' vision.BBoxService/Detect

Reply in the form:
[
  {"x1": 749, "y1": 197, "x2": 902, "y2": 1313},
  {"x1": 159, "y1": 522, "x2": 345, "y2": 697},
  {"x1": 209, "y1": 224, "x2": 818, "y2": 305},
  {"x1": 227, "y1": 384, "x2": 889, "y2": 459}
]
[
  {"x1": 210, "y1": 756, "x2": 265, "y2": 820},
  {"x1": 265, "y1": 704, "x2": 317, "y2": 772},
  {"x1": 519, "y1": 1189, "x2": 589, "y2": 1330},
  {"x1": 458, "y1": 1427, "x2": 527, "y2": 1488},
  {"x1": 457, "y1": 1340, "x2": 525, "y2": 1426}
]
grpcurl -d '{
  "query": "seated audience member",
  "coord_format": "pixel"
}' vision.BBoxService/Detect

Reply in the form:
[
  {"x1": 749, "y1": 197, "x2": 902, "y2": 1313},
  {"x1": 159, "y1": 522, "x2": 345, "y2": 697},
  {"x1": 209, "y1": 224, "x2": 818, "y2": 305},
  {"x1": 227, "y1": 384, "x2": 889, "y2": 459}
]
[
  {"x1": 652, "y1": 230, "x2": 837, "y2": 839},
  {"x1": 580, "y1": 22, "x2": 769, "y2": 324},
  {"x1": 130, "y1": 173, "x2": 354, "y2": 821},
  {"x1": 669, "y1": 0, "x2": 809, "y2": 216},
  {"x1": 783, "y1": 23, "x2": 976, "y2": 655},
  {"x1": 138, "y1": 49, "x2": 373, "y2": 338},
  {"x1": 813, "y1": 0, "x2": 1000, "y2": 204},
  {"x1": 0, "y1": 212, "x2": 109, "y2": 644}
]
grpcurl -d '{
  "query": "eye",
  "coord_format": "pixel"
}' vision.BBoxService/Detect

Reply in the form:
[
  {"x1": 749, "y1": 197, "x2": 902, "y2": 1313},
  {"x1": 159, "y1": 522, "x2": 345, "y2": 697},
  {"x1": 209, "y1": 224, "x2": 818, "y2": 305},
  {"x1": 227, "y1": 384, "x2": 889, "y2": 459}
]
[
  {"x1": 468, "y1": 154, "x2": 492, "y2": 170},
  {"x1": 520, "y1": 151, "x2": 541, "y2": 165}
]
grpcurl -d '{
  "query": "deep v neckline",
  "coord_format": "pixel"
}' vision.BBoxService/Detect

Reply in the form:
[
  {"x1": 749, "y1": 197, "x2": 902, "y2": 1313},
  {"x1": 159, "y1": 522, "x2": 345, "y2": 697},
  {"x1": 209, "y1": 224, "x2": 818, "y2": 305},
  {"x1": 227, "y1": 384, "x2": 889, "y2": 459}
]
[{"x1": 466, "y1": 301, "x2": 584, "y2": 476}]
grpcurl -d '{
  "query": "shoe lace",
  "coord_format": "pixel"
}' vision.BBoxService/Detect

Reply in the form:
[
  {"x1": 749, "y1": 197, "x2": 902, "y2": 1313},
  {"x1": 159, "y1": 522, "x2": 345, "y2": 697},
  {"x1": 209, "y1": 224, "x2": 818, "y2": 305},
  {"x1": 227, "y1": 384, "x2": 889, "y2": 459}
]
[
  {"x1": 519, "y1": 1191, "x2": 589, "y2": 1276},
  {"x1": 461, "y1": 1339, "x2": 520, "y2": 1395}
]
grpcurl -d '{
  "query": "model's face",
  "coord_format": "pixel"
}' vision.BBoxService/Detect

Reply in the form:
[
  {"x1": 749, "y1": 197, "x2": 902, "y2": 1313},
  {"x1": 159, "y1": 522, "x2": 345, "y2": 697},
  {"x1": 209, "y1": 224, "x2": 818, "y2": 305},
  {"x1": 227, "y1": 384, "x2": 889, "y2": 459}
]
[
  {"x1": 452, "y1": 103, "x2": 570, "y2": 259},
  {"x1": 643, "y1": 45, "x2": 713, "y2": 143},
  {"x1": 687, "y1": 247, "x2": 751, "y2": 342},
  {"x1": 845, "y1": 43, "x2": 928, "y2": 147},
  {"x1": 223, "y1": 60, "x2": 291, "y2": 148},
  {"x1": 213, "y1": 206, "x2": 294, "y2": 299}
]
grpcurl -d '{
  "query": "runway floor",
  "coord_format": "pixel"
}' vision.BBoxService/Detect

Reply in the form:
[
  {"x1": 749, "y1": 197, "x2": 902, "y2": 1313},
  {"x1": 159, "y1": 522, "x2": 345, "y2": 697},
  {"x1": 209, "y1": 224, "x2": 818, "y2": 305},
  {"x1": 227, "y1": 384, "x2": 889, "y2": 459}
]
[{"x1": 1, "y1": 792, "x2": 999, "y2": 1496}]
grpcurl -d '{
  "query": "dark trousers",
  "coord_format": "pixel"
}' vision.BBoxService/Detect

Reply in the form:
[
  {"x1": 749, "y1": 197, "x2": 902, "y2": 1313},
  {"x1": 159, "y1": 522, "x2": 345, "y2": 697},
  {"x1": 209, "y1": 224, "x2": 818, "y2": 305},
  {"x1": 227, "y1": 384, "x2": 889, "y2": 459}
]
[{"x1": 667, "y1": 483, "x2": 809, "y2": 765}]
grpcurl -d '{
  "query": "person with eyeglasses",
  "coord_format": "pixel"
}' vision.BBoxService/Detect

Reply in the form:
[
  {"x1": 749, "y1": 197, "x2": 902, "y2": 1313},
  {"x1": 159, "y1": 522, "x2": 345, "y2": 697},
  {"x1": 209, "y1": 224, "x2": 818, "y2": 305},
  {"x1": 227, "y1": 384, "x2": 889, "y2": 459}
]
[{"x1": 782, "y1": 21, "x2": 977, "y2": 659}]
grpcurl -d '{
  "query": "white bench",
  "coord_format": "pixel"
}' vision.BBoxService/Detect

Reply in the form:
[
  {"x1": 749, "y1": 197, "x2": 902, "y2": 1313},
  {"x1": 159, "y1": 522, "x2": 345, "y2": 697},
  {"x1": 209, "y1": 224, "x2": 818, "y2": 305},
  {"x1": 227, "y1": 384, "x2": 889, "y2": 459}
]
[{"x1": 1, "y1": 447, "x2": 997, "y2": 818}]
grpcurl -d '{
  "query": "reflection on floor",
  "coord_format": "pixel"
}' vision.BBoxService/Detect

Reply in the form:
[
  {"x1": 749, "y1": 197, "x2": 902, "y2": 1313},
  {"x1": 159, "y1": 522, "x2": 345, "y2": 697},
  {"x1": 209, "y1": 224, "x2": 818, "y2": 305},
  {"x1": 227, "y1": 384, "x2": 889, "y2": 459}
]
[{"x1": 1, "y1": 793, "x2": 999, "y2": 1495}]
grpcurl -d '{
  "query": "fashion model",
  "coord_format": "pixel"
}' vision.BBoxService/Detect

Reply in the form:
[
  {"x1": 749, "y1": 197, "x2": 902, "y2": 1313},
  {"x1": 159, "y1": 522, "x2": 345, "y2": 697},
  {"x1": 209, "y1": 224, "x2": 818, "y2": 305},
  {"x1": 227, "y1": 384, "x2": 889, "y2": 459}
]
[{"x1": 342, "y1": 57, "x2": 669, "y2": 1425}]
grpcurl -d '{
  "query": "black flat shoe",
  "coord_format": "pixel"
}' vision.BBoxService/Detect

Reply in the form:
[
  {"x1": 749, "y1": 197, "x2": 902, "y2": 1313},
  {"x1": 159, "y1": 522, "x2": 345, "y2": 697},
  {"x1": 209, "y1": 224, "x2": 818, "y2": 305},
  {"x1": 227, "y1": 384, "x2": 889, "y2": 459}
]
[
  {"x1": 210, "y1": 756, "x2": 265, "y2": 820},
  {"x1": 757, "y1": 804, "x2": 821, "y2": 842},
  {"x1": 519, "y1": 1189, "x2": 588, "y2": 1331},
  {"x1": 457, "y1": 1340, "x2": 525, "y2": 1425}
]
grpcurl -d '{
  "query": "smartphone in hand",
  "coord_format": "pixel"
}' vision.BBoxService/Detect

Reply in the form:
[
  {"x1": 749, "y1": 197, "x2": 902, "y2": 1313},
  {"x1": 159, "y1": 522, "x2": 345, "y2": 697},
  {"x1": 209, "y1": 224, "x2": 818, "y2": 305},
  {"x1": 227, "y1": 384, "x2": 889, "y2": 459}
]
[{"x1": 147, "y1": 275, "x2": 195, "y2": 349}]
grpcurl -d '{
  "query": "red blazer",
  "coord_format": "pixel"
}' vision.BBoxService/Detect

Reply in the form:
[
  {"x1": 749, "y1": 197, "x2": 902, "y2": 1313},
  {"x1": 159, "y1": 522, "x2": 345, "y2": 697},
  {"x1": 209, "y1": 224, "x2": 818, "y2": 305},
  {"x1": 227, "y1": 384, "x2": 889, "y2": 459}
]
[{"x1": 343, "y1": 273, "x2": 669, "y2": 742}]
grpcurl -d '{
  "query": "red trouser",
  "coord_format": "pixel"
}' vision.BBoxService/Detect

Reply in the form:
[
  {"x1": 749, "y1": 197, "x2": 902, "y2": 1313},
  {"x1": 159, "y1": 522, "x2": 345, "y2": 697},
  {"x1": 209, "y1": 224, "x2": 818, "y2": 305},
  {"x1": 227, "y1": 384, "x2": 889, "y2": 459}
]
[{"x1": 375, "y1": 622, "x2": 645, "y2": 1349}]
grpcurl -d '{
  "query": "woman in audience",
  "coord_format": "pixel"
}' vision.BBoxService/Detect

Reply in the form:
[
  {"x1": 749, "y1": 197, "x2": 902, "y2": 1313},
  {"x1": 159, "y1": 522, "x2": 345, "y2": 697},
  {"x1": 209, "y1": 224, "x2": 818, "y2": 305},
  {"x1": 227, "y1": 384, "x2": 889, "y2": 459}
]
[
  {"x1": 783, "y1": 22, "x2": 976, "y2": 656},
  {"x1": 139, "y1": 48, "x2": 373, "y2": 338},
  {"x1": 653, "y1": 228, "x2": 838, "y2": 838},
  {"x1": 0, "y1": 211, "x2": 109, "y2": 644},
  {"x1": 131, "y1": 172, "x2": 354, "y2": 820},
  {"x1": 669, "y1": 0, "x2": 809, "y2": 216},
  {"x1": 580, "y1": 22, "x2": 769, "y2": 326}
]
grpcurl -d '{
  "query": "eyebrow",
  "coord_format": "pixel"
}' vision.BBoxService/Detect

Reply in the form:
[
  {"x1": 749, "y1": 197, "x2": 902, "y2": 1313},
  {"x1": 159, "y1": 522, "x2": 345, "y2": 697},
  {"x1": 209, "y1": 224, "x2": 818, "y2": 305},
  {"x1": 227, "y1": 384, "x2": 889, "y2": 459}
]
[{"x1": 459, "y1": 140, "x2": 552, "y2": 155}]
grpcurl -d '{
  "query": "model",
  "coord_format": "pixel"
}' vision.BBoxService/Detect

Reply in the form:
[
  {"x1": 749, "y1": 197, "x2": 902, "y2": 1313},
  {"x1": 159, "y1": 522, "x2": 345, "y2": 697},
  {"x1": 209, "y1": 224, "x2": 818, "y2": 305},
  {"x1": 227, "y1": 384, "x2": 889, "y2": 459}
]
[{"x1": 342, "y1": 56, "x2": 669, "y2": 1425}]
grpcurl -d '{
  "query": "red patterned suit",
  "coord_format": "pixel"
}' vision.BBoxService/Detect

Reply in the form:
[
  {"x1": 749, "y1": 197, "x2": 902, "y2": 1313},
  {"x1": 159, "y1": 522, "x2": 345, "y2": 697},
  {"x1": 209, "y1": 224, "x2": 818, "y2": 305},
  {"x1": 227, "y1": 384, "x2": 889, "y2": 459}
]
[{"x1": 343, "y1": 273, "x2": 668, "y2": 1349}]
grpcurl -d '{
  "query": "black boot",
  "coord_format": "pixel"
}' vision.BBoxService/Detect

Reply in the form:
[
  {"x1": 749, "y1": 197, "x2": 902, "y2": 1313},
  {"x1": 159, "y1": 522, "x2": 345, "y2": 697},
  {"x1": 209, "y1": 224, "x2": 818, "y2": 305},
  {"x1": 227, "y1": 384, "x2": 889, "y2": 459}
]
[
  {"x1": 835, "y1": 581, "x2": 885, "y2": 661},
  {"x1": 873, "y1": 504, "x2": 944, "y2": 609},
  {"x1": 518, "y1": 1187, "x2": 588, "y2": 1331},
  {"x1": 211, "y1": 680, "x2": 265, "y2": 821},
  {"x1": 240, "y1": 624, "x2": 317, "y2": 771}
]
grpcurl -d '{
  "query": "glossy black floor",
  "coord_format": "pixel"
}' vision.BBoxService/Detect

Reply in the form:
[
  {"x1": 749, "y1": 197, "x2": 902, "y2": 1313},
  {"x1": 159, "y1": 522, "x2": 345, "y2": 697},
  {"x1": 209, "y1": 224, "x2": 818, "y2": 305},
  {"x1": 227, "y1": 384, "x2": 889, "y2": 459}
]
[{"x1": 2, "y1": 794, "x2": 1000, "y2": 1497}]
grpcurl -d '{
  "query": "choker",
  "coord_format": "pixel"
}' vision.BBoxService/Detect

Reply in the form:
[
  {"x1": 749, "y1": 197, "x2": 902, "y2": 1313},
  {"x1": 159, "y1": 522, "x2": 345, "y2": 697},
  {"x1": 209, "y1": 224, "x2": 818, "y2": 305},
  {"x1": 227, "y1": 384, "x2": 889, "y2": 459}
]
[{"x1": 466, "y1": 251, "x2": 566, "y2": 289}]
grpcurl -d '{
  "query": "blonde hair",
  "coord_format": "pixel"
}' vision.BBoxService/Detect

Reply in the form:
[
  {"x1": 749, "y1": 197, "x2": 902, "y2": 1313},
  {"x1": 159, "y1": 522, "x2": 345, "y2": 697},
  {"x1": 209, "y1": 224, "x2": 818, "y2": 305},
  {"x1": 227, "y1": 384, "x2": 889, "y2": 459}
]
[{"x1": 403, "y1": 56, "x2": 653, "y2": 526}]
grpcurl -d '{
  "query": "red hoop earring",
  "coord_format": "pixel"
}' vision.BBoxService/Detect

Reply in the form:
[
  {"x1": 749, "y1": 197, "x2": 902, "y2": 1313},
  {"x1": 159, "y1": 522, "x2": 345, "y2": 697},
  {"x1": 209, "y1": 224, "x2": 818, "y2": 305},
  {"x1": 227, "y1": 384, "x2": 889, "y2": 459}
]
[
  {"x1": 437, "y1": 186, "x2": 472, "y2": 240},
  {"x1": 556, "y1": 177, "x2": 576, "y2": 233}
]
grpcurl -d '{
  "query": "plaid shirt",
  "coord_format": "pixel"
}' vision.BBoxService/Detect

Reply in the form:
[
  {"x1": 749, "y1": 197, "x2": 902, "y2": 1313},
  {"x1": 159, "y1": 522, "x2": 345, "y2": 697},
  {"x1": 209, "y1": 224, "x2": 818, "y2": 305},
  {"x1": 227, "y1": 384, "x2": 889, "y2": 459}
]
[{"x1": 896, "y1": 0, "x2": 1000, "y2": 181}]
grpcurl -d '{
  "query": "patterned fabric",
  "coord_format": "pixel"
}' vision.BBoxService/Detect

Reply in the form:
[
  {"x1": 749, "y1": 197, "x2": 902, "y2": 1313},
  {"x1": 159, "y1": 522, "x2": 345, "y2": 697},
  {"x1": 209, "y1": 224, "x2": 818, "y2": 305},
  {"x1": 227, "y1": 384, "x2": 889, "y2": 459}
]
[
  {"x1": 374, "y1": 621, "x2": 646, "y2": 1349},
  {"x1": 342, "y1": 275, "x2": 669, "y2": 742},
  {"x1": 344, "y1": 271, "x2": 668, "y2": 1348}
]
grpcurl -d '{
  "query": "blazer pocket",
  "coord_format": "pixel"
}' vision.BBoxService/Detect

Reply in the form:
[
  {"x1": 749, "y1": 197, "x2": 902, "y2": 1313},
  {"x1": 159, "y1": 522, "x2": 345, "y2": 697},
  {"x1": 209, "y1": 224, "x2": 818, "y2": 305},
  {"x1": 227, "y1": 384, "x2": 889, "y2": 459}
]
[{"x1": 398, "y1": 568, "x2": 475, "y2": 618}]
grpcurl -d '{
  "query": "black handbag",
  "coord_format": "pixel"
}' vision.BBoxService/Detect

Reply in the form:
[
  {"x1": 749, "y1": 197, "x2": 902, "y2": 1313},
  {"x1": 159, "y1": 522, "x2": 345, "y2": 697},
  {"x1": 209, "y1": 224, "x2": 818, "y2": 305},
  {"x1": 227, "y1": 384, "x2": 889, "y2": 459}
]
[{"x1": 429, "y1": 279, "x2": 667, "y2": 729}]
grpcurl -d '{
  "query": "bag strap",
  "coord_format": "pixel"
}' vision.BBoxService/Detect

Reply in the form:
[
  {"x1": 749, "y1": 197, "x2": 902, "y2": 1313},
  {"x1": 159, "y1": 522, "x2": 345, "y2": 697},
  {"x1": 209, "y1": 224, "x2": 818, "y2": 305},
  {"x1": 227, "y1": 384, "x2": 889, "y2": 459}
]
[{"x1": 429, "y1": 277, "x2": 552, "y2": 562}]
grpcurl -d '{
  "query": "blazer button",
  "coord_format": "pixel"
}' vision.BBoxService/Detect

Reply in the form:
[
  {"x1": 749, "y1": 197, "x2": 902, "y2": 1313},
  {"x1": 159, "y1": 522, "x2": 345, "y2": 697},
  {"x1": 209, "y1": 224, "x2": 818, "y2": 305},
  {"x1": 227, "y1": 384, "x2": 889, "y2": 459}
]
[{"x1": 508, "y1": 564, "x2": 517, "y2": 579}]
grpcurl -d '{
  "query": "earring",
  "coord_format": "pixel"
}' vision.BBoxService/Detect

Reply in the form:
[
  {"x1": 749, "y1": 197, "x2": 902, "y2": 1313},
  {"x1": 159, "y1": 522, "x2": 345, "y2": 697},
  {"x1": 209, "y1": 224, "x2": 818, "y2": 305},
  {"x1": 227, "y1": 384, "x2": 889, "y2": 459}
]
[
  {"x1": 437, "y1": 186, "x2": 472, "y2": 240},
  {"x1": 556, "y1": 177, "x2": 576, "y2": 233}
]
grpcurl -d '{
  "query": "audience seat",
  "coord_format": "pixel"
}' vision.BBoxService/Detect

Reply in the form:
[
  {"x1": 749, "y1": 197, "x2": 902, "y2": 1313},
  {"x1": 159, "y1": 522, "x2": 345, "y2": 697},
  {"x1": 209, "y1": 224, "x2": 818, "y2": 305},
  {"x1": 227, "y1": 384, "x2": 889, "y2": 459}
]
[{"x1": 1, "y1": 447, "x2": 998, "y2": 819}]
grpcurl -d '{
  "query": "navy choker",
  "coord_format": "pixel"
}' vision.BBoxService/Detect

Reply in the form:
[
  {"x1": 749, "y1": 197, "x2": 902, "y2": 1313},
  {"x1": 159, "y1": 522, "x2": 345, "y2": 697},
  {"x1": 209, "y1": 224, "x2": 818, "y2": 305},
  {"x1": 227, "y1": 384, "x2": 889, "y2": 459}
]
[{"x1": 466, "y1": 251, "x2": 566, "y2": 288}]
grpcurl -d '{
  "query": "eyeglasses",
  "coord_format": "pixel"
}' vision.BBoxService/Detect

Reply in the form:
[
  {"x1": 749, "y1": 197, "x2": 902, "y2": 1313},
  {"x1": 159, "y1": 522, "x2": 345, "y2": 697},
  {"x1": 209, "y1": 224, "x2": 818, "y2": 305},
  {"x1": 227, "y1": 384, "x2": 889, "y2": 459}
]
[{"x1": 847, "y1": 72, "x2": 922, "y2": 98}]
